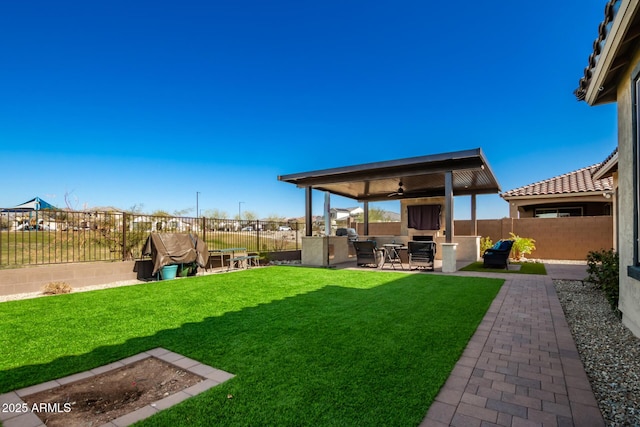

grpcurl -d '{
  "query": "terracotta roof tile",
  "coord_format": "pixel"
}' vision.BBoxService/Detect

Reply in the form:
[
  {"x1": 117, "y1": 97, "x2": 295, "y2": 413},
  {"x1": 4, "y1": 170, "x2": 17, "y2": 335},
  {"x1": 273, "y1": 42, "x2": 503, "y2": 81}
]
[
  {"x1": 501, "y1": 164, "x2": 613, "y2": 198},
  {"x1": 574, "y1": 0, "x2": 620, "y2": 101},
  {"x1": 593, "y1": 147, "x2": 618, "y2": 176}
]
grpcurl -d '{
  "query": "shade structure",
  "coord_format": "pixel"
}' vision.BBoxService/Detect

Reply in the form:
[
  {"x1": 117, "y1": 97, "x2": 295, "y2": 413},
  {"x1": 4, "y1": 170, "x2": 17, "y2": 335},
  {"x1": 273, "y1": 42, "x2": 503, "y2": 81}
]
[
  {"x1": 279, "y1": 147, "x2": 501, "y2": 249},
  {"x1": 277, "y1": 148, "x2": 500, "y2": 201},
  {"x1": 1, "y1": 197, "x2": 57, "y2": 212}
]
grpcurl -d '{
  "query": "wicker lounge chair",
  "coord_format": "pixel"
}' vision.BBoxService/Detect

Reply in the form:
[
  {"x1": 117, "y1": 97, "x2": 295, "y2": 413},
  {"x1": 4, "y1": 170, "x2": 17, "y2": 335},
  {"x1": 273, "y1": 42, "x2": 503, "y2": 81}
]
[
  {"x1": 483, "y1": 239, "x2": 515, "y2": 269},
  {"x1": 353, "y1": 240, "x2": 384, "y2": 267},
  {"x1": 408, "y1": 241, "x2": 436, "y2": 271}
]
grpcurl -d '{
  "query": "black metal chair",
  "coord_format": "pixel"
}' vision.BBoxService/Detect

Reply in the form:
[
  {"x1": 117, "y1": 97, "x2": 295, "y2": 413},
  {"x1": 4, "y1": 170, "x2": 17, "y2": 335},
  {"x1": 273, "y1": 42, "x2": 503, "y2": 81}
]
[
  {"x1": 483, "y1": 239, "x2": 515, "y2": 269},
  {"x1": 353, "y1": 240, "x2": 384, "y2": 267},
  {"x1": 408, "y1": 241, "x2": 436, "y2": 271}
]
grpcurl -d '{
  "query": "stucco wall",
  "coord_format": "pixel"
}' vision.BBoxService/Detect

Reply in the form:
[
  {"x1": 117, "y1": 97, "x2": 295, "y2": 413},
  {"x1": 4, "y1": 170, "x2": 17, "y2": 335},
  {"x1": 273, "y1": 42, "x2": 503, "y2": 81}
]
[
  {"x1": 615, "y1": 48, "x2": 640, "y2": 337},
  {"x1": 301, "y1": 236, "x2": 351, "y2": 266}
]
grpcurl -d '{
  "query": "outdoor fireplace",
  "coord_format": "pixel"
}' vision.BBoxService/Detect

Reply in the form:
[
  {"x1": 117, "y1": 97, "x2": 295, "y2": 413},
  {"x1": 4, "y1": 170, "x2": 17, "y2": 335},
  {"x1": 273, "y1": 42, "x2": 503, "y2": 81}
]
[{"x1": 409, "y1": 231, "x2": 438, "y2": 241}]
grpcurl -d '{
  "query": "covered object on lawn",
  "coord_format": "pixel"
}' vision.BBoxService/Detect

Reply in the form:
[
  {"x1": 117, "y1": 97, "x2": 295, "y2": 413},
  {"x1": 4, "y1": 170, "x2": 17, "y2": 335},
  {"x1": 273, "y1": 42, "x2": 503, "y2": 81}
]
[{"x1": 141, "y1": 233, "x2": 209, "y2": 276}]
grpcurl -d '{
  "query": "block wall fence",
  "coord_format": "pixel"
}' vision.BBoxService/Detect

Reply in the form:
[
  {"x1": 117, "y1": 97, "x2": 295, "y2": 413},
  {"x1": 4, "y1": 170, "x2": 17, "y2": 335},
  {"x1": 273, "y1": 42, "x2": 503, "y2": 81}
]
[
  {"x1": 0, "y1": 250, "x2": 302, "y2": 297},
  {"x1": 359, "y1": 216, "x2": 613, "y2": 261}
]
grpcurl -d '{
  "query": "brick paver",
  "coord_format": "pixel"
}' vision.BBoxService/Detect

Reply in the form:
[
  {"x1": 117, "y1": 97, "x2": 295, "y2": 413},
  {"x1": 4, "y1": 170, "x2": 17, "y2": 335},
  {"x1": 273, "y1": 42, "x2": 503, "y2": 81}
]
[{"x1": 420, "y1": 268, "x2": 604, "y2": 427}]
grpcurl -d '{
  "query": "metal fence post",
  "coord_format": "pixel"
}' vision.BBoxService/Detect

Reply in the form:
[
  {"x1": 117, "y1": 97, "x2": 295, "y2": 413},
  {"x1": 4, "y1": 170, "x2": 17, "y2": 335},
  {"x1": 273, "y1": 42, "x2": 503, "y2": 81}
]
[
  {"x1": 256, "y1": 220, "x2": 260, "y2": 253},
  {"x1": 122, "y1": 212, "x2": 128, "y2": 261}
]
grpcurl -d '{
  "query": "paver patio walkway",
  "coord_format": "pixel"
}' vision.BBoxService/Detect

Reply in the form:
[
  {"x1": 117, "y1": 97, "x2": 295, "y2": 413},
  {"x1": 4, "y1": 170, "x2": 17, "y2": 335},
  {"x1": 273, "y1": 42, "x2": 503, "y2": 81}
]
[{"x1": 420, "y1": 264, "x2": 604, "y2": 426}]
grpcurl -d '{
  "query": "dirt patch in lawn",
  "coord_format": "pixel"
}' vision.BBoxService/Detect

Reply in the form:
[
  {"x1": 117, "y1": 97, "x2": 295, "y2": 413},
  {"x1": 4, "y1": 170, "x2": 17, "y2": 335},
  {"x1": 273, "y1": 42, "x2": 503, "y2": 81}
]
[{"x1": 22, "y1": 357, "x2": 203, "y2": 427}]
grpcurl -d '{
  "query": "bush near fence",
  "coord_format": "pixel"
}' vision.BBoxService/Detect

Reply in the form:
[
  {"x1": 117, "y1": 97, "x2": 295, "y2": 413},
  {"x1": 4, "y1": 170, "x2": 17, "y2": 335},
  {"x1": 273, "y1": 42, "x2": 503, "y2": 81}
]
[{"x1": 0, "y1": 209, "x2": 302, "y2": 268}]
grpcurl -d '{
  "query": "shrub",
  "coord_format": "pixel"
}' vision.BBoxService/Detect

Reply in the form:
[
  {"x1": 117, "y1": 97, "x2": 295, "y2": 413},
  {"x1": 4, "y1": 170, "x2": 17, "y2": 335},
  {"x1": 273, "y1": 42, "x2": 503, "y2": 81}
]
[
  {"x1": 42, "y1": 281, "x2": 72, "y2": 295},
  {"x1": 508, "y1": 232, "x2": 536, "y2": 260},
  {"x1": 586, "y1": 249, "x2": 619, "y2": 313},
  {"x1": 480, "y1": 236, "x2": 494, "y2": 255}
]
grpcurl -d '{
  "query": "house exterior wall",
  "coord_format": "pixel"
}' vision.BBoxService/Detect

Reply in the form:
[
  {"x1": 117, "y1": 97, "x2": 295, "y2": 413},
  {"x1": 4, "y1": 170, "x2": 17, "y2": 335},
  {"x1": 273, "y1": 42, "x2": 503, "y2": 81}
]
[{"x1": 615, "y1": 47, "x2": 640, "y2": 337}]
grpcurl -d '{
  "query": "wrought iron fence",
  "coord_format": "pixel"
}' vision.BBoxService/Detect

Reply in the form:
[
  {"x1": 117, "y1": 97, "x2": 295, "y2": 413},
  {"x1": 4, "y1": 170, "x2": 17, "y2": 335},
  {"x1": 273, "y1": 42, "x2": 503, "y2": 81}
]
[{"x1": 0, "y1": 209, "x2": 301, "y2": 268}]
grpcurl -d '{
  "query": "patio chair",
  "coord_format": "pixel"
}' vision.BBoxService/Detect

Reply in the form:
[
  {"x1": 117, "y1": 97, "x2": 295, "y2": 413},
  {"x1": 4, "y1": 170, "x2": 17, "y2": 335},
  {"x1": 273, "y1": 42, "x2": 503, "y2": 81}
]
[
  {"x1": 408, "y1": 241, "x2": 436, "y2": 271},
  {"x1": 353, "y1": 240, "x2": 384, "y2": 267},
  {"x1": 483, "y1": 239, "x2": 515, "y2": 269}
]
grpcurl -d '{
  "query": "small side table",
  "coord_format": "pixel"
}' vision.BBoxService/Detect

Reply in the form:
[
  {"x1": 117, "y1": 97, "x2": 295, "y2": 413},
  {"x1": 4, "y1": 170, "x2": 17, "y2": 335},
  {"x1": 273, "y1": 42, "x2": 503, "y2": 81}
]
[{"x1": 382, "y1": 244, "x2": 405, "y2": 270}]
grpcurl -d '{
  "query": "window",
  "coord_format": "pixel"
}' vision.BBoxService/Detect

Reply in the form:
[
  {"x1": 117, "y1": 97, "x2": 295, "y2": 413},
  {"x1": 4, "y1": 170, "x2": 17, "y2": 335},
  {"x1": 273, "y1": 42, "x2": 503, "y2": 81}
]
[{"x1": 534, "y1": 207, "x2": 583, "y2": 218}]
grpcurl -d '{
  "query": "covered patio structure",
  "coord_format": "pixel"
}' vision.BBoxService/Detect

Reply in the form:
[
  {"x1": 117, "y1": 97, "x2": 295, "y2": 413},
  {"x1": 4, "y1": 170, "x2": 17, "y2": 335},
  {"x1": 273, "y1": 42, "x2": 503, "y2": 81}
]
[{"x1": 278, "y1": 148, "x2": 501, "y2": 272}]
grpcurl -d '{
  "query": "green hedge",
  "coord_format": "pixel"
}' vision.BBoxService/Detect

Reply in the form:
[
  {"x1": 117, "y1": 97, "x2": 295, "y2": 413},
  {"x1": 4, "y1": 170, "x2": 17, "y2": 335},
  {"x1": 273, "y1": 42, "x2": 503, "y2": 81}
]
[{"x1": 586, "y1": 249, "x2": 619, "y2": 315}]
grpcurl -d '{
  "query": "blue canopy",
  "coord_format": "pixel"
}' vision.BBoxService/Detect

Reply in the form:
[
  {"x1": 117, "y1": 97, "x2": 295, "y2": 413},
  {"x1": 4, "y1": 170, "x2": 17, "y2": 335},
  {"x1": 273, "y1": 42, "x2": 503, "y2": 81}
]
[{"x1": 1, "y1": 197, "x2": 57, "y2": 212}]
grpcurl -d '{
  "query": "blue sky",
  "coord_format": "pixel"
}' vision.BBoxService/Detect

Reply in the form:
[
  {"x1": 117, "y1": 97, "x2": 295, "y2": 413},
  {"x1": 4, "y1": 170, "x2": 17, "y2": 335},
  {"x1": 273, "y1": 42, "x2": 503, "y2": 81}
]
[{"x1": 0, "y1": 1, "x2": 617, "y2": 219}]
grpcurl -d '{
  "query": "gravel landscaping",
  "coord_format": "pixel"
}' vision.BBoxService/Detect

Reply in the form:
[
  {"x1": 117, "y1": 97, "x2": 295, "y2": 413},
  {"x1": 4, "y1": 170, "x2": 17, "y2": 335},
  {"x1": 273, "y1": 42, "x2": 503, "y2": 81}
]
[{"x1": 554, "y1": 280, "x2": 640, "y2": 426}]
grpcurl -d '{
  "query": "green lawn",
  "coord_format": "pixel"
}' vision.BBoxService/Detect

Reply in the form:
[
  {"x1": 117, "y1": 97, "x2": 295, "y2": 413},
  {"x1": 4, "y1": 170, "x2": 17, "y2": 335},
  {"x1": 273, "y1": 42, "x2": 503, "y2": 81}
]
[
  {"x1": 0, "y1": 267, "x2": 503, "y2": 426},
  {"x1": 460, "y1": 261, "x2": 547, "y2": 275}
]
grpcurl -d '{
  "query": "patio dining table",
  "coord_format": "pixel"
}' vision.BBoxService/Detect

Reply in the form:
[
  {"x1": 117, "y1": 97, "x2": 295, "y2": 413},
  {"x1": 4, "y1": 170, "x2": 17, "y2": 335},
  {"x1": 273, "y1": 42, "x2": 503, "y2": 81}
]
[{"x1": 208, "y1": 248, "x2": 246, "y2": 271}]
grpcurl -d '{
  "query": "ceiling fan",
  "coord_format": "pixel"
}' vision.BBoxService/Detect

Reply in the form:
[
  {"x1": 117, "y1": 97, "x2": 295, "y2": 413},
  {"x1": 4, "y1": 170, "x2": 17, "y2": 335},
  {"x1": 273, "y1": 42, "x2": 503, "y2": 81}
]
[{"x1": 388, "y1": 180, "x2": 404, "y2": 197}]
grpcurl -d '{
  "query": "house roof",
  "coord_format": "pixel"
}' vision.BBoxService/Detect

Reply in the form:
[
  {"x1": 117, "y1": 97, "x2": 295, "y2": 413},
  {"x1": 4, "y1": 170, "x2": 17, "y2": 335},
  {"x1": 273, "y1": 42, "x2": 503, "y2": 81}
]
[
  {"x1": 593, "y1": 147, "x2": 619, "y2": 179},
  {"x1": 331, "y1": 207, "x2": 362, "y2": 213},
  {"x1": 574, "y1": 0, "x2": 640, "y2": 105},
  {"x1": 278, "y1": 148, "x2": 501, "y2": 202},
  {"x1": 501, "y1": 164, "x2": 614, "y2": 199}
]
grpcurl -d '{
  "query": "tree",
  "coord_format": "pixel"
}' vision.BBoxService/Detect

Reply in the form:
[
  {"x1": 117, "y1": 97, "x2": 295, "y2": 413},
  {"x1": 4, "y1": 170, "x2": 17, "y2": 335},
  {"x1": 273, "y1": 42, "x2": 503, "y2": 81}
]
[
  {"x1": 355, "y1": 207, "x2": 394, "y2": 222},
  {"x1": 173, "y1": 207, "x2": 193, "y2": 217},
  {"x1": 204, "y1": 209, "x2": 229, "y2": 219},
  {"x1": 64, "y1": 190, "x2": 80, "y2": 211},
  {"x1": 265, "y1": 214, "x2": 286, "y2": 223},
  {"x1": 128, "y1": 204, "x2": 145, "y2": 214},
  {"x1": 236, "y1": 210, "x2": 258, "y2": 221}
]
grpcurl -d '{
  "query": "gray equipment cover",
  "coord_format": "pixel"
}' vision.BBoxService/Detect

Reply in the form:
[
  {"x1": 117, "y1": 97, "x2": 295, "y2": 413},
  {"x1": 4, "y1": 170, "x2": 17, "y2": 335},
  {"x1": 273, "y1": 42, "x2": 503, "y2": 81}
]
[{"x1": 142, "y1": 233, "x2": 209, "y2": 275}]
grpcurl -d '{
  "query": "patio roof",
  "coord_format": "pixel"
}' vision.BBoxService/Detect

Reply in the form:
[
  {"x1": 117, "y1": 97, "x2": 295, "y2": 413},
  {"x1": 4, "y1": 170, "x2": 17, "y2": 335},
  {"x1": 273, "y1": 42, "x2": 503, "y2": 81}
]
[{"x1": 278, "y1": 148, "x2": 501, "y2": 202}]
